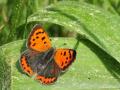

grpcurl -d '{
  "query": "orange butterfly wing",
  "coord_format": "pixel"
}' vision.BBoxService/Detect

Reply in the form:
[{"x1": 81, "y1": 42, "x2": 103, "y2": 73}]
[
  {"x1": 54, "y1": 49, "x2": 76, "y2": 70},
  {"x1": 36, "y1": 76, "x2": 57, "y2": 84},
  {"x1": 20, "y1": 55, "x2": 34, "y2": 76},
  {"x1": 27, "y1": 24, "x2": 51, "y2": 52}
]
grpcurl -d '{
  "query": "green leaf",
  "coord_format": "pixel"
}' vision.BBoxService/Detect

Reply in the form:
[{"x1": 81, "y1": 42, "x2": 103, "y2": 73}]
[
  {"x1": 7, "y1": 0, "x2": 28, "y2": 41},
  {"x1": 0, "y1": 38, "x2": 120, "y2": 90},
  {"x1": 28, "y1": 1, "x2": 120, "y2": 63},
  {"x1": 8, "y1": 0, "x2": 27, "y2": 29}
]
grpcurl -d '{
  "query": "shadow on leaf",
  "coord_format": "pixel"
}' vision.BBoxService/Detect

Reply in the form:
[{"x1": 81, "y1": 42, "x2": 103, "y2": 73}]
[{"x1": 76, "y1": 34, "x2": 120, "y2": 82}]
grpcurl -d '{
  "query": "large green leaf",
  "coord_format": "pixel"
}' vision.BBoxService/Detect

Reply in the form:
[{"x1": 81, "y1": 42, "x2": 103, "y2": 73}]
[
  {"x1": 0, "y1": 38, "x2": 120, "y2": 90},
  {"x1": 1, "y1": 1, "x2": 120, "y2": 90},
  {"x1": 28, "y1": 1, "x2": 120, "y2": 63}
]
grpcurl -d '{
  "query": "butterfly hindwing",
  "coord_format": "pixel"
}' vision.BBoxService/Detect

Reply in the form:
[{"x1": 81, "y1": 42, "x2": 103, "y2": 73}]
[
  {"x1": 36, "y1": 58, "x2": 61, "y2": 84},
  {"x1": 36, "y1": 75, "x2": 57, "y2": 85},
  {"x1": 20, "y1": 47, "x2": 60, "y2": 84},
  {"x1": 27, "y1": 24, "x2": 51, "y2": 52},
  {"x1": 54, "y1": 49, "x2": 76, "y2": 70},
  {"x1": 20, "y1": 49, "x2": 45, "y2": 76},
  {"x1": 20, "y1": 50, "x2": 35, "y2": 76}
]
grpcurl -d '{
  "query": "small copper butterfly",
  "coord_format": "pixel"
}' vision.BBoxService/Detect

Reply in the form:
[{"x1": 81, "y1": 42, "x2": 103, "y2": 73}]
[{"x1": 20, "y1": 24, "x2": 76, "y2": 84}]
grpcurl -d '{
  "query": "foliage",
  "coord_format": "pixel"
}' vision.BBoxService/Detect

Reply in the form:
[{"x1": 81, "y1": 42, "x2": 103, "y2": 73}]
[{"x1": 0, "y1": 0, "x2": 120, "y2": 90}]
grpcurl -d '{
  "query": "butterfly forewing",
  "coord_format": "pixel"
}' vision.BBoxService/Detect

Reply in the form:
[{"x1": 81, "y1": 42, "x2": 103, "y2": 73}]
[
  {"x1": 54, "y1": 49, "x2": 76, "y2": 70},
  {"x1": 27, "y1": 25, "x2": 51, "y2": 52}
]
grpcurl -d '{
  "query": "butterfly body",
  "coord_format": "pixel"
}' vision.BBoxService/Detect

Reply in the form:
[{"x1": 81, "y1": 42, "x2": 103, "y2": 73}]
[{"x1": 20, "y1": 24, "x2": 76, "y2": 84}]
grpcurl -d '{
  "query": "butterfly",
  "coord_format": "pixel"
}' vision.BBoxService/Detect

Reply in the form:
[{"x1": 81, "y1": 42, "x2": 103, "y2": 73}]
[{"x1": 20, "y1": 24, "x2": 76, "y2": 84}]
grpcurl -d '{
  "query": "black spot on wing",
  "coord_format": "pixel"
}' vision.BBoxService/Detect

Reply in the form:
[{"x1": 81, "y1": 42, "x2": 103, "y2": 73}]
[
  {"x1": 63, "y1": 52, "x2": 66, "y2": 56},
  {"x1": 23, "y1": 67, "x2": 26, "y2": 69},
  {"x1": 41, "y1": 36, "x2": 45, "y2": 40},
  {"x1": 36, "y1": 32, "x2": 41, "y2": 35},
  {"x1": 66, "y1": 57, "x2": 68, "y2": 60},
  {"x1": 41, "y1": 31, "x2": 44, "y2": 33},
  {"x1": 27, "y1": 70, "x2": 30, "y2": 73},
  {"x1": 32, "y1": 43, "x2": 36, "y2": 46},
  {"x1": 36, "y1": 31, "x2": 44, "y2": 35},
  {"x1": 65, "y1": 61, "x2": 67, "y2": 64},
  {"x1": 33, "y1": 39, "x2": 35, "y2": 41},
  {"x1": 44, "y1": 42, "x2": 47, "y2": 44},
  {"x1": 36, "y1": 36, "x2": 39, "y2": 39},
  {"x1": 39, "y1": 78, "x2": 42, "y2": 80},
  {"x1": 36, "y1": 32, "x2": 39, "y2": 35}
]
